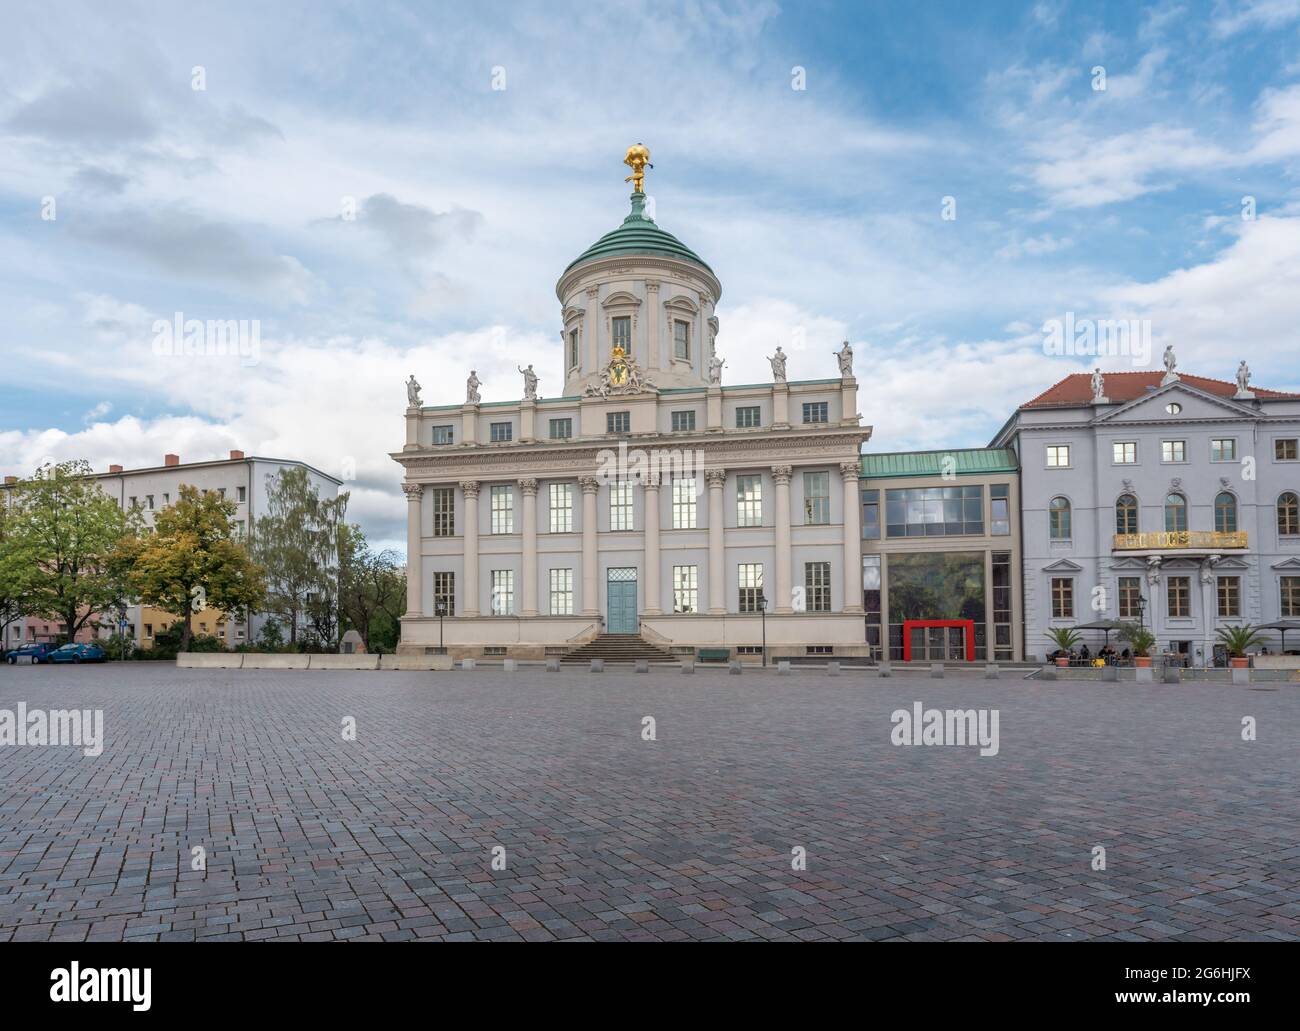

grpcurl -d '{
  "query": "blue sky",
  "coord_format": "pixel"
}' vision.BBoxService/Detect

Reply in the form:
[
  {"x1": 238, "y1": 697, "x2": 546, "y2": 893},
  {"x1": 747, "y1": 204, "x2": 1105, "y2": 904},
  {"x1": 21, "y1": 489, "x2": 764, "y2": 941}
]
[{"x1": 2, "y1": 0, "x2": 1299, "y2": 547}]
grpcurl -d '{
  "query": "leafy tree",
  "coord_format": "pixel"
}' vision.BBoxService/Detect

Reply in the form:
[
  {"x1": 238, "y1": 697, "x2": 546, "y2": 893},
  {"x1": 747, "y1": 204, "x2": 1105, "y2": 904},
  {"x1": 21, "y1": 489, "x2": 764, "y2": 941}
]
[
  {"x1": 6, "y1": 461, "x2": 136, "y2": 642},
  {"x1": 119, "y1": 485, "x2": 265, "y2": 651},
  {"x1": 0, "y1": 497, "x2": 30, "y2": 652},
  {"x1": 253, "y1": 467, "x2": 348, "y2": 647},
  {"x1": 338, "y1": 523, "x2": 405, "y2": 652}
]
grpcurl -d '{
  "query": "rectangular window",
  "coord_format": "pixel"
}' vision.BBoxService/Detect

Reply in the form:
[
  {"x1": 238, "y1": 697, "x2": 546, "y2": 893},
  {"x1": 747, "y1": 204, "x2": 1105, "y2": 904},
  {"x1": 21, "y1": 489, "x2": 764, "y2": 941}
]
[
  {"x1": 671, "y1": 476, "x2": 697, "y2": 529},
  {"x1": 885, "y1": 485, "x2": 985, "y2": 538},
  {"x1": 672, "y1": 565, "x2": 698, "y2": 614},
  {"x1": 490, "y1": 485, "x2": 514, "y2": 534},
  {"x1": 803, "y1": 471, "x2": 830, "y2": 525},
  {"x1": 1276, "y1": 438, "x2": 1298, "y2": 461},
  {"x1": 432, "y1": 424, "x2": 455, "y2": 445},
  {"x1": 804, "y1": 561, "x2": 831, "y2": 612},
  {"x1": 861, "y1": 488, "x2": 880, "y2": 540},
  {"x1": 549, "y1": 568, "x2": 574, "y2": 615},
  {"x1": 609, "y1": 480, "x2": 634, "y2": 531},
  {"x1": 612, "y1": 316, "x2": 631, "y2": 355},
  {"x1": 568, "y1": 329, "x2": 579, "y2": 369},
  {"x1": 990, "y1": 483, "x2": 1010, "y2": 535},
  {"x1": 1167, "y1": 576, "x2": 1191, "y2": 618},
  {"x1": 490, "y1": 570, "x2": 514, "y2": 616},
  {"x1": 549, "y1": 418, "x2": 572, "y2": 439},
  {"x1": 490, "y1": 422, "x2": 513, "y2": 443},
  {"x1": 1046, "y1": 444, "x2": 1070, "y2": 468},
  {"x1": 1161, "y1": 440, "x2": 1186, "y2": 463},
  {"x1": 1282, "y1": 576, "x2": 1300, "y2": 617},
  {"x1": 673, "y1": 319, "x2": 690, "y2": 360},
  {"x1": 1211, "y1": 438, "x2": 1237, "y2": 462},
  {"x1": 992, "y1": 551, "x2": 1012, "y2": 662},
  {"x1": 736, "y1": 474, "x2": 763, "y2": 526},
  {"x1": 144, "y1": 624, "x2": 154, "y2": 639},
  {"x1": 607, "y1": 411, "x2": 630, "y2": 434},
  {"x1": 549, "y1": 483, "x2": 573, "y2": 533},
  {"x1": 802, "y1": 401, "x2": 829, "y2": 424},
  {"x1": 237, "y1": 486, "x2": 246, "y2": 502},
  {"x1": 432, "y1": 486, "x2": 455, "y2": 537},
  {"x1": 146, "y1": 495, "x2": 154, "y2": 510},
  {"x1": 1118, "y1": 577, "x2": 1142, "y2": 620},
  {"x1": 1217, "y1": 576, "x2": 1240, "y2": 618},
  {"x1": 433, "y1": 572, "x2": 455, "y2": 617},
  {"x1": 1050, "y1": 577, "x2": 1074, "y2": 619},
  {"x1": 738, "y1": 563, "x2": 764, "y2": 612},
  {"x1": 735, "y1": 405, "x2": 761, "y2": 428},
  {"x1": 1113, "y1": 441, "x2": 1137, "y2": 464},
  {"x1": 671, "y1": 409, "x2": 696, "y2": 432}
]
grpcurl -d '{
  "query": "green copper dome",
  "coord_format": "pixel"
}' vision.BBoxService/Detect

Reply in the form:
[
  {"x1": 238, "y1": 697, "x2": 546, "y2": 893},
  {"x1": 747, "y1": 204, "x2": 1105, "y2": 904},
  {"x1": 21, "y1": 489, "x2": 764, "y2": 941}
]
[{"x1": 565, "y1": 193, "x2": 713, "y2": 275}]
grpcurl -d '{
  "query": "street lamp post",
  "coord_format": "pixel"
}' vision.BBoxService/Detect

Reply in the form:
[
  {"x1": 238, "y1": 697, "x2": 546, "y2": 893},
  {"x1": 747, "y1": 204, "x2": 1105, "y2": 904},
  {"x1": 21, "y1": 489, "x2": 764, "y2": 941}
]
[
  {"x1": 758, "y1": 594, "x2": 768, "y2": 667},
  {"x1": 435, "y1": 599, "x2": 447, "y2": 654}
]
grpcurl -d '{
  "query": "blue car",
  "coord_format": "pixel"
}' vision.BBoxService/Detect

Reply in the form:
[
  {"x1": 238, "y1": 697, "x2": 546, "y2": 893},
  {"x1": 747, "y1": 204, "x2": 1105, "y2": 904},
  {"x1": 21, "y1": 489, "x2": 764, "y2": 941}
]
[
  {"x1": 5, "y1": 642, "x2": 59, "y2": 664},
  {"x1": 48, "y1": 642, "x2": 107, "y2": 664}
]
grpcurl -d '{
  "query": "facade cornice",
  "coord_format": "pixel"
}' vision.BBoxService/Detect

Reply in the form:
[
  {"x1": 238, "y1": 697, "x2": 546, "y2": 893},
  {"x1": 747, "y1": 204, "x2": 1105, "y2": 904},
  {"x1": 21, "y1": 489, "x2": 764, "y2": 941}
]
[{"x1": 556, "y1": 253, "x2": 723, "y2": 305}]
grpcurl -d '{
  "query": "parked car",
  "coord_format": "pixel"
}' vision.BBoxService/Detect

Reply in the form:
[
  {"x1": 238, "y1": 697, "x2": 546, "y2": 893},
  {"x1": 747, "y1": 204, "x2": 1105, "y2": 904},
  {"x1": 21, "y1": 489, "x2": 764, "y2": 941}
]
[
  {"x1": 48, "y1": 642, "x2": 107, "y2": 664},
  {"x1": 5, "y1": 642, "x2": 59, "y2": 664}
]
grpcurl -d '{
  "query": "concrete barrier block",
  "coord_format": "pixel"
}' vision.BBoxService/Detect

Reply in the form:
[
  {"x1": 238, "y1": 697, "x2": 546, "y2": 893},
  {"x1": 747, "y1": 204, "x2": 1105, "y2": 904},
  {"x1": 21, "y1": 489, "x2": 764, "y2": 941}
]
[
  {"x1": 308, "y1": 654, "x2": 379, "y2": 670},
  {"x1": 502, "y1": 659, "x2": 518, "y2": 672},
  {"x1": 1135, "y1": 666, "x2": 1153, "y2": 683},
  {"x1": 983, "y1": 664, "x2": 999, "y2": 679},
  {"x1": 1231, "y1": 666, "x2": 1250, "y2": 685},
  {"x1": 590, "y1": 659, "x2": 604, "y2": 673},
  {"x1": 877, "y1": 660, "x2": 891, "y2": 678},
  {"x1": 1163, "y1": 666, "x2": 1182, "y2": 684},
  {"x1": 930, "y1": 662, "x2": 945, "y2": 679},
  {"x1": 777, "y1": 660, "x2": 791, "y2": 675},
  {"x1": 1039, "y1": 666, "x2": 1057, "y2": 681},
  {"x1": 242, "y1": 653, "x2": 309, "y2": 670},
  {"x1": 177, "y1": 652, "x2": 244, "y2": 669},
  {"x1": 379, "y1": 654, "x2": 453, "y2": 671},
  {"x1": 728, "y1": 660, "x2": 742, "y2": 675},
  {"x1": 680, "y1": 660, "x2": 694, "y2": 674},
  {"x1": 1102, "y1": 665, "x2": 1118, "y2": 682},
  {"x1": 634, "y1": 659, "x2": 649, "y2": 674},
  {"x1": 545, "y1": 657, "x2": 560, "y2": 672},
  {"x1": 461, "y1": 657, "x2": 476, "y2": 671},
  {"x1": 826, "y1": 661, "x2": 840, "y2": 677}
]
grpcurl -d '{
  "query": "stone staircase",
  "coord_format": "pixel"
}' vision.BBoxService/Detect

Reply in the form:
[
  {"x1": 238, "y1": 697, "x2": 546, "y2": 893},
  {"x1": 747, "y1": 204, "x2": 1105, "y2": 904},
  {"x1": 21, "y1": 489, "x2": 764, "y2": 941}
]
[{"x1": 561, "y1": 633, "x2": 679, "y2": 665}]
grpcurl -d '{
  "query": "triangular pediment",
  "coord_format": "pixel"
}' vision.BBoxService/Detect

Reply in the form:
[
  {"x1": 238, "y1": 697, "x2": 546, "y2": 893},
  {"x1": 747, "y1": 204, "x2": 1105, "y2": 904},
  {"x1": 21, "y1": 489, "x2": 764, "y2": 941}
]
[
  {"x1": 1093, "y1": 380, "x2": 1258, "y2": 424},
  {"x1": 1271, "y1": 556, "x2": 1300, "y2": 570},
  {"x1": 1042, "y1": 558, "x2": 1084, "y2": 572}
]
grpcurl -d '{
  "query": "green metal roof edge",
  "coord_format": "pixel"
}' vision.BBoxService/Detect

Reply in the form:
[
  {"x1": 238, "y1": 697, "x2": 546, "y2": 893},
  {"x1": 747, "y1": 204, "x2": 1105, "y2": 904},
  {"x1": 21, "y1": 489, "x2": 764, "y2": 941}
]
[
  {"x1": 564, "y1": 193, "x2": 714, "y2": 275},
  {"x1": 859, "y1": 447, "x2": 1020, "y2": 479}
]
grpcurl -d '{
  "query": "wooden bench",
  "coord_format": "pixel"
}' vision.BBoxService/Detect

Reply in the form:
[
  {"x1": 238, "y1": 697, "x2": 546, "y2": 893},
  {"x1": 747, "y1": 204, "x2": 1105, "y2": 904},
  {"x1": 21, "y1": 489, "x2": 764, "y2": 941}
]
[{"x1": 697, "y1": 648, "x2": 730, "y2": 662}]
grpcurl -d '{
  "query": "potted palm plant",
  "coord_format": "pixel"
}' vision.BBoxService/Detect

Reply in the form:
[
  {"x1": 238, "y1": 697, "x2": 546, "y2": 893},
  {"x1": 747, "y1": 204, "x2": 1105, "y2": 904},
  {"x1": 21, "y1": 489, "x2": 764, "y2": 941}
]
[
  {"x1": 1119, "y1": 623, "x2": 1157, "y2": 667},
  {"x1": 1216, "y1": 624, "x2": 1265, "y2": 669},
  {"x1": 1044, "y1": 626, "x2": 1081, "y2": 667}
]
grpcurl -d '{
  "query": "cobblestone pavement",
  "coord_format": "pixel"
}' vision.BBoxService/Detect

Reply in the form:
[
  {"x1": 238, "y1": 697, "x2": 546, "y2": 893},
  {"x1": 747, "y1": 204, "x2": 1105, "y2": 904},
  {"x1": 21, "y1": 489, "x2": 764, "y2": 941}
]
[{"x1": 0, "y1": 664, "x2": 1296, "y2": 941}]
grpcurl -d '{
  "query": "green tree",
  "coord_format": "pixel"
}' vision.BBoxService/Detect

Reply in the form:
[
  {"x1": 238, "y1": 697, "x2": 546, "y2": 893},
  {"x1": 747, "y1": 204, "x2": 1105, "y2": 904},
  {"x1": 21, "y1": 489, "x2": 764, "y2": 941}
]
[
  {"x1": 338, "y1": 523, "x2": 405, "y2": 652},
  {"x1": 253, "y1": 467, "x2": 348, "y2": 647},
  {"x1": 120, "y1": 485, "x2": 265, "y2": 651},
  {"x1": 0, "y1": 496, "x2": 30, "y2": 652},
  {"x1": 6, "y1": 461, "x2": 135, "y2": 642}
]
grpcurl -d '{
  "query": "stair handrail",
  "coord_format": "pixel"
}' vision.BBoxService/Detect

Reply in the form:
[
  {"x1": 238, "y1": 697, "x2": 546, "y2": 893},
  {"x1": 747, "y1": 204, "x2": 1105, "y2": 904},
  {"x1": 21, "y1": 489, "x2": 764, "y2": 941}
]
[
  {"x1": 563, "y1": 620, "x2": 603, "y2": 647},
  {"x1": 638, "y1": 623, "x2": 673, "y2": 648}
]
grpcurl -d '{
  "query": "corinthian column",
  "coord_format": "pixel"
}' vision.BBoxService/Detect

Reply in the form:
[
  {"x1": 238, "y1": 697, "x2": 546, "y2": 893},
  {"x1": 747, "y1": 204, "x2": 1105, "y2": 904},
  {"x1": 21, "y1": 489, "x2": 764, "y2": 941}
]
[
  {"x1": 840, "y1": 462, "x2": 863, "y2": 612},
  {"x1": 643, "y1": 472, "x2": 662, "y2": 614},
  {"x1": 580, "y1": 476, "x2": 600, "y2": 616},
  {"x1": 403, "y1": 483, "x2": 423, "y2": 617},
  {"x1": 520, "y1": 478, "x2": 539, "y2": 617},
  {"x1": 461, "y1": 480, "x2": 481, "y2": 616},
  {"x1": 772, "y1": 465, "x2": 793, "y2": 613},
  {"x1": 706, "y1": 468, "x2": 727, "y2": 613}
]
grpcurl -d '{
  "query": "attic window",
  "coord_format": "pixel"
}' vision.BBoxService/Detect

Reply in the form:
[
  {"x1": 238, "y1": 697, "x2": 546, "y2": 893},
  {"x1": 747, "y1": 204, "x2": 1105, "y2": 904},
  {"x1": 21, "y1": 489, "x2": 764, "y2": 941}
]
[{"x1": 1165, "y1": 402, "x2": 1182, "y2": 414}]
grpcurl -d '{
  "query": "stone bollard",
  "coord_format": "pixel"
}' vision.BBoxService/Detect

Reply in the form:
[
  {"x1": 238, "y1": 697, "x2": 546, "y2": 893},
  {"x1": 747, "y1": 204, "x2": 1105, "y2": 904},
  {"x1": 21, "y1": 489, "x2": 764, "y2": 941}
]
[
  {"x1": 728, "y1": 659, "x2": 743, "y2": 675},
  {"x1": 680, "y1": 660, "x2": 695, "y2": 675},
  {"x1": 1039, "y1": 666, "x2": 1056, "y2": 681},
  {"x1": 634, "y1": 659, "x2": 649, "y2": 674},
  {"x1": 1231, "y1": 666, "x2": 1250, "y2": 685},
  {"x1": 461, "y1": 657, "x2": 476, "y2": 671},
  {"x1": 826, "y1": 661, "x2": 841, "y2": 677},
  {"x1": 877, "y1": 660, "x2": 891, "y2": 678},
  {"x1": 545, "y1": 656, "x2": 560, "y2": 672},
  {"x1": 984, "y1": 664, "x2": 999, "y2": 679},
  {"x1": 503, "y1": 658, "x2": 518, "y2": 672},
  {"x1": 590, "y1": 659, "x2": 604, "y2": 673},
  {"x1": 777, "y1": 660, "x2": 791, "y2": 675},
  {"x1": 1102, "y1": 665, "x2": 1118, "y2": 682},
  {"x1": 1163, "y1": 665, "x2": 1182, "y2": 685},
  {"x1": 1135, "y1": 666, "x2": 1153, "y2": 683},
  {"x1": 930, "y1": 662, "x2": 945, "y2": 679}
]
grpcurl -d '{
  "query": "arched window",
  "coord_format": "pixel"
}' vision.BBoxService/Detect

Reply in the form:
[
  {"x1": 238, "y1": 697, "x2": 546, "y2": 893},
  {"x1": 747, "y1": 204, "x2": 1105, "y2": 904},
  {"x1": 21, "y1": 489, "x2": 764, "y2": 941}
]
[
  {"x1": 1279, "y1": 492, "x2": 1300, "y2": 537},
  {"x1": 1214, "y1": 492, "x2": 1237, "y2": 533},
  {"x1": 1115, "y1": 493, "x2": 1138, "y2": 535},
  {"x1": 1164, "y1": 493, "x2": 1187, "y2": 533},
  {"x1": 1049, "y1": 496, "x2": 1071, "y2": 541}
]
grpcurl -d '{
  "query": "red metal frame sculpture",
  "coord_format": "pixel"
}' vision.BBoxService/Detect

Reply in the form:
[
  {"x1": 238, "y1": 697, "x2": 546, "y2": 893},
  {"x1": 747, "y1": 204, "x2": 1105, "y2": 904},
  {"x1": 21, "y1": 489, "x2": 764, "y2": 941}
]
[{"x1": 902, "y1": 619, "x2": 976, "y2": 662}]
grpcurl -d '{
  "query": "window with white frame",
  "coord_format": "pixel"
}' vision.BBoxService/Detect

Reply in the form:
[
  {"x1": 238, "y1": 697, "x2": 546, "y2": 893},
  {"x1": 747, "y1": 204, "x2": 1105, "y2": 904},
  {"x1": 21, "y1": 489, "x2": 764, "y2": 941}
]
[
  {"x1": 1161, "y1": 439, "x2": 1186, "y2": 463},
  {"x1": 1045, "y1": 444, "x2": 1070, "y2": 468},
  {"x1": 736, "y1": 474, "x2": 762, "y2": 527},
  {"x1": 735, "y1": 405, "x2": 761, "y2": 428},
  {"x1": 804, "y1": 561, "x2": 831, "y2": 612},
  {"x1": 803, "y1": 471, "x2": 830, "y2": 525},
  {"x1": 490, "y1": 570, "x2": 514, "y2": 615},
  {"x1": 549, "y1": 568, "x2": 573, "y2": 615},
  {"x1": 612, "y1": 316, "x2": 632, "y2": 355},
  {"x1": 432, "y1": 486, "x2": 455, "y2": 537},
  {"x1": 432, "y1": 424, "x2": 454, "y2": 445},
  {"x1": 673, "y1": 565, "x2": 698, "y2": 613},
  {"x1": 490, "y1": 485, "x2": 514, "y2": 534},
  {"x1": 1112, "y1": 441, "x2": 1137, "y2": 464},
  {"x1": 802, "y1": 401, "x2": 828, "y2": 424},
  {"x1": 671, "y1": 476, "x2": 697, "y2": 529},
  {"x1": 433, "y1": 572, "x2": 455, "y2": 617},
  {"x1": 738, "y1": 563, "x2": 764, "y2": 612},
  {"x1": 609, "y1": 480, "x2": 634, "y2": 531},
  {"x1": 671, "y1": 409, "x2": 696, "y2": 432},
  {"x1": 549, "y1": 483, "x2": 573, "y2": 533},
  {"x1": 490, "y1": 422, "x2": 513, "y2": 443},
  {"x1": 673, "y1": 319, "x2": 690, "y2": 360},
  {"x1": 1211, "y1": 438, "x2": 1236, "y2": 462}
]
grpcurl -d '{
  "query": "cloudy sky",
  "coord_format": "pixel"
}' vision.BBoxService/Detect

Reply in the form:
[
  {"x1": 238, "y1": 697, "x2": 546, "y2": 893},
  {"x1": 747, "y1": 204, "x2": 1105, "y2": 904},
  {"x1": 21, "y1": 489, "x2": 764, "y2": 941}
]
[{"x1": 2, "y1": 0, "x2": 1299, "y2": 550}]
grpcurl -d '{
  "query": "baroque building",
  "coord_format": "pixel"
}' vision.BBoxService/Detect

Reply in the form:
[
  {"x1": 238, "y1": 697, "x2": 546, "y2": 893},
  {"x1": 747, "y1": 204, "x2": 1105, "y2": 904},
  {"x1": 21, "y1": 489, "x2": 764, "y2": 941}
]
[{"x1": 394, "y1": 146, "x2": 872, "y2": 659}]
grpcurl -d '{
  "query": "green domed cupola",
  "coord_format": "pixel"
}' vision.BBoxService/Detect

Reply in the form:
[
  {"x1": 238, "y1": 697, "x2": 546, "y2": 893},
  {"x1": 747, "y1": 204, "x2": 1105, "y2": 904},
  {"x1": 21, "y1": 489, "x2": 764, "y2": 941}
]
[{"x1": 565, "y1": 191, "x2": 714, "y2": 275}]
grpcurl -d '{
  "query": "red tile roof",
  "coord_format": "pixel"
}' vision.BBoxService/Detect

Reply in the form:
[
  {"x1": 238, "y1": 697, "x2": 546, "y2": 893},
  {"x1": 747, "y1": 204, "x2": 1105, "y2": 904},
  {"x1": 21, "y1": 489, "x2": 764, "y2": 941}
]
[{"x1": 1021, "y1": 371, "x2": 1299, "y2": 409}]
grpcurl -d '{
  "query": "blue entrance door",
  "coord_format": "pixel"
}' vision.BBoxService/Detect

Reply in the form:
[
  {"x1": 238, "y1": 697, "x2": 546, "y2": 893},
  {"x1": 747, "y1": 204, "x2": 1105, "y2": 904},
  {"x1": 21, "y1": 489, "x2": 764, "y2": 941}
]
[{"x1": 607, "y1": 572, "x2": 638, "y2": 633}]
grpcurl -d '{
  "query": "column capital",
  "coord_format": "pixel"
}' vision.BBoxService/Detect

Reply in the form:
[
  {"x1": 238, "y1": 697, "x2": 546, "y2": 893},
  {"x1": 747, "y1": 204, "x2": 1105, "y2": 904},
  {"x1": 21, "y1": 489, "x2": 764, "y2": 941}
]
[
  {"x1": 579, "y1": 475, "x2": 600, "y2": 494},
  {"x1": 459, "y1": 479, "x2": 481, "y2": 499},
  {"x1": 705, "y1": 468, "x2": 727, "y2": 489},
  {"x1": 643, "y1": 470, "x2": 662, "y2": 489},
  {"x1": 401, "y1": 482, "x2": 424, "y2": 500},
  {"x1": 519, "y1": 477, "x2": 539, "y2": 496},
  {"x1": 838, "y1": 460, "x2": 860, "y2": 480},
  {"x1": 586, "y1": 285, "x2": 600, "y2": 298},
  {"x1": 771, "y1": 465, "x2": 793, "y2": 485}
]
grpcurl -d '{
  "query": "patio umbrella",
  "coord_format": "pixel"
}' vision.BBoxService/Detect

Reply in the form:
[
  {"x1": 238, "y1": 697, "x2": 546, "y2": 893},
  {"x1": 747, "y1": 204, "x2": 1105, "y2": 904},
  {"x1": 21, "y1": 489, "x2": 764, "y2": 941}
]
[
  {"x1": 1074, "y1": 619, "x2": 1128, "y2": 647},
  {"x1": 1256, "y1": 620, "x2": 1300, "y2": 653}
]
